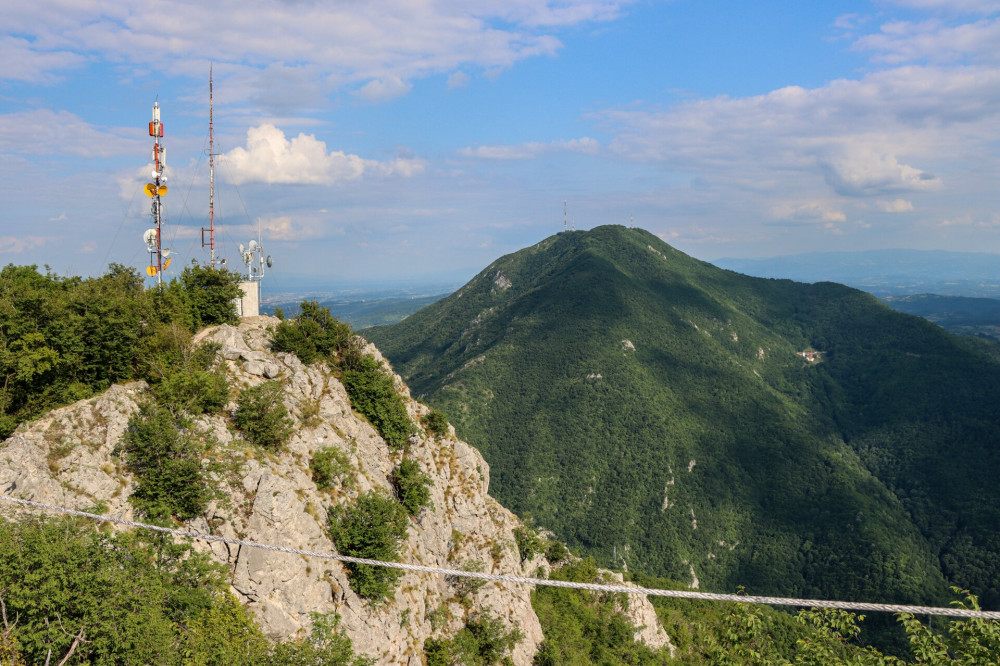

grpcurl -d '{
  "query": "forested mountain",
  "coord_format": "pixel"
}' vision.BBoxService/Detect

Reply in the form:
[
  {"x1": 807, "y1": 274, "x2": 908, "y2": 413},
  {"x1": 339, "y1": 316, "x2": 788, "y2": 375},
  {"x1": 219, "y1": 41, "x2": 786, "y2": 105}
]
[
  {"x1": 883, "y1": 294, "x2": 1000, "y2": 341},
  {"x1": 367, "y1": 225, "x2": 1000, "y2": 617}
]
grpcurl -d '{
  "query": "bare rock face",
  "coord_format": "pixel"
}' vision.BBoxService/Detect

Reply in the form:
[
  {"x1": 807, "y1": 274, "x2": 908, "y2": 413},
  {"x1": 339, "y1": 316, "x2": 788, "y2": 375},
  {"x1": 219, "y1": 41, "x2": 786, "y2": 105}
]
[{"x1": 1, "y1": 318, "x2": 671, "y2": 664}]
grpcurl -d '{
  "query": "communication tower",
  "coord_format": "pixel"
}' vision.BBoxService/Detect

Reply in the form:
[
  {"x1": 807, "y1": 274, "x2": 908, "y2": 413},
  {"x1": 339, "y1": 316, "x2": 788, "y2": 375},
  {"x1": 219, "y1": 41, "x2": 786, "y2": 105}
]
[
  {"x1": 563, "y1": 200, "x2": 567, "y2": 232},
  {"x1": 142, "y1": 101, "x2": 170, "y2": 284},
  {"x1": 201, "y1": 65, "x2": 217, "y2": 268}
]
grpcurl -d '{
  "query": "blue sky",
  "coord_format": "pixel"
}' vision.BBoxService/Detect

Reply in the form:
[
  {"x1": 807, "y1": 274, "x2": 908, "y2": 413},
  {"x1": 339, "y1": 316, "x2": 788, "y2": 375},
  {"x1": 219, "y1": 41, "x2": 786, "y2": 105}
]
[{"x1": 2, "y1": 0, "x2": 999, "y2": 288}]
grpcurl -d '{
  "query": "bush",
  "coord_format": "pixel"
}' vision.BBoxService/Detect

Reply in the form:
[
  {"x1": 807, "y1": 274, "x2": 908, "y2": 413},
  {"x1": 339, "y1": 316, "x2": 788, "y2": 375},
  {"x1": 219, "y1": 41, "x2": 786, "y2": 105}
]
[
  {"x1": 148, "y1": 340, "x2": 229, "y2": 415},
  {"x1": 391, "y1": 458, "x2": 433, "y2": 515},
  {"x1": 311, "y1": 446, "x2": 354, "y2": 490},
  {"x1": 423, "y1": 408, "x2": 450, "y2": 438},
  {"x1": 424, "y1": 609, "x2": 523, "y2": 666},
  {"x1": 114, "y1": 402, "x2": 210, "y2": 521},
  {"x1": 271, "y1": 301, "x2": 352, "y2": 365},
  {"x1": 176, "y1": 263, "x2": 242, "y2": 330},
  {"x1": 514, "y1": 525, "x2": 543, "y2": 563},
  {"x1": 342, "y1": 355, "x2": 414, "y2": 451},
  {"x1": 327, "y1": 491, "x2": 410, "y2": 600},
  {"x1": 232, "y1": 381, "x2": 294, "y2": 449}
]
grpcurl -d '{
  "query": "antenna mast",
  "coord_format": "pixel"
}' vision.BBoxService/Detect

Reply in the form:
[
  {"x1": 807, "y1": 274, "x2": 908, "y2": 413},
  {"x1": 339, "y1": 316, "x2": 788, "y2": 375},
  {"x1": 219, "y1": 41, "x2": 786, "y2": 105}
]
[
  {"x1": 563, "y1": 200, "x2": 567, "y2": 232},
  {"x1": 202, "y1": 65, "x2": 217, "y2": 268},
  {"x1": 143, "y1": 101, "x2": 169, "y2": 284}
]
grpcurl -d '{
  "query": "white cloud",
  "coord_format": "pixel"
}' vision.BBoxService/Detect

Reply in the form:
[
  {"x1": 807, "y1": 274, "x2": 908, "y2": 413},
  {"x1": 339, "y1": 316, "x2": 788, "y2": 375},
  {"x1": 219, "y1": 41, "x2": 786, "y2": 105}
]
[
  {"x1": 771, "y1": 200, "x2": 847, "y2": 224},
  {"x1": 0, "y1": 0, "x2": 631, "y2": 102},
  {"x1": 355, "y1": 76, "x2": 413, "y2": 103},
  {"x1": 447, "y1": 70, "x2": 470, "y2": 89},
  {"x1": 854, "y1": 17, "x2": 1000, "y2": 64},
  {"x1": 460, "y1": 137, "x2": 600, "y2": 159},
  {"x1": 221, "y1": 124, "x2": 425, "y2": 185},
  {"x1": 818, "y1": 146, "x2": 941, "y2": 197},
  {"x1": 874, "y1": 198, "x2": 915, "y2": 212},
  {"x1": 0, "y1": 109, "x2": 141, "y2": 157},
  {"x1": 0, "y1": 235, "x2": 51, "y2": 253}
]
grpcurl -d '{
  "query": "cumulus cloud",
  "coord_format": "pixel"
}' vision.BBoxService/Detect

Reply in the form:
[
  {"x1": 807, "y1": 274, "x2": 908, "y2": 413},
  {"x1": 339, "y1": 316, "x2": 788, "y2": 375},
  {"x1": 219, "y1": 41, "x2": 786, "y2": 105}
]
[
  {"x1": 459, "y1": 137, "x2": 600, "y2": 159},
  {"x1": 221, "y1": 124, "x2": 425, "y2": 185},
  {"x1": 818, "y1": 146, "x2": 941, "y2": 197}
]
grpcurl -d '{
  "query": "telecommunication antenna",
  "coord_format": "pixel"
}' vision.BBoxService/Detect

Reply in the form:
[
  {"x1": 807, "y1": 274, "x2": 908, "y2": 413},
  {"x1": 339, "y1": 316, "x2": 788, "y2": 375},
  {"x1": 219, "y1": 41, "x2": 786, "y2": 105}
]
[
  {"x1": 630, "y1": 213, "x2": 634, "y2": 229},
  {"x1": 142, "y1": 101, "x2": 170, "y2": 284},
  {"x1": 563, "y1": 200, "x2": 567, "y2": 232},
  {"x1": 201, "y1": 65, "x2": 217, "y2": 268}
]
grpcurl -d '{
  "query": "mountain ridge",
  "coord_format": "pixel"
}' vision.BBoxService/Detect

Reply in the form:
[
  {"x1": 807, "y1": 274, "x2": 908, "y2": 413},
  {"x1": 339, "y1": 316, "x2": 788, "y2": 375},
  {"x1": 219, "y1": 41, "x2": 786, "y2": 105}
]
[{"x1": 367, "y1": 225, "x2": 1000, "y2": 615}]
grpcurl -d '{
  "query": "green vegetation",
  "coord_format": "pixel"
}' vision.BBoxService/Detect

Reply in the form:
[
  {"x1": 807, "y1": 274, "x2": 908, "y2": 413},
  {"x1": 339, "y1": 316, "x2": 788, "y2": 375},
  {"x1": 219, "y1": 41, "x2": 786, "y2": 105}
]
[
  {"x1": 311, "y1": 445, "x2": 354, "y2": 489},
  {"x1": 327, "y1": 490, "x2": 410, "y2": 600},
  {"x1": 341, "y1": 354, "x2": 414, "y2": 451},
  {"x1": 233, "y1": 381, "x2": 295, "y2": 449},
  {"x1": 367, "y1": 225, "x2": 1000, "y2": 625},
  {"x1": 270, "y1": 302, "x2": 414, "y2": 450},
  {"x1": 423, "y1": 407, "x2": 451, "y2": 437},
  {"x1": 114, "y1": 401, "x2": 212, "y2": 521},
  {"x1": 391, "y1": 457, "x2": 433, "y2": 515},
  {"x1": 424, "y1": 608, "x2": 523, "y2": 666},
  {"x1": 532, "y1": 558, "x2": 673, "y2": 665},
  {"x1": 0, "y1": 262, "x2": 241, "y2": 438},
  {"x1": 0, "y1": 517, "x2": 368, "y2": 665},
  {"x1": 271, "y1": 300, "x2": 353, "y2": 365}
]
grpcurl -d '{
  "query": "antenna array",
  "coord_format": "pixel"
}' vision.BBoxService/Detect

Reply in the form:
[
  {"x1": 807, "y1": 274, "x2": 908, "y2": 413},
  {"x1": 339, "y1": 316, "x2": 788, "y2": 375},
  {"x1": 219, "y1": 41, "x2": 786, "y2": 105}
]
[{"x1": 142, "y1": 102, "x2": 170, "y2": 283}]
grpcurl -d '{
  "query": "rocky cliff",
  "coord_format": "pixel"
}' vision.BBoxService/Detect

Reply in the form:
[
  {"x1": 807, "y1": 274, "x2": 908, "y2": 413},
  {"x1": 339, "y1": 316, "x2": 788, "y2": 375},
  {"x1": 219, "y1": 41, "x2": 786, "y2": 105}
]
[{"x1": 0, "y1": 317, "x2": 671, "y2": 664}]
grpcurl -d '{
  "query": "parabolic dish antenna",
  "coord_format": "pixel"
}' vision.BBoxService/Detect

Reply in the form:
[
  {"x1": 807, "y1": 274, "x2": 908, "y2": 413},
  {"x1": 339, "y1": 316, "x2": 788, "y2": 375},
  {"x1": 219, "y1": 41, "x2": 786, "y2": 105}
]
[
  {"x1": 143, "y1": 229, "x2": 157, "y2": 246},
  {"x1": 248, "y1": 240, "x2": 259, "y2": 253},
  {"x1": 266, "y1": 256, "x2": 273, "y2": 268}
]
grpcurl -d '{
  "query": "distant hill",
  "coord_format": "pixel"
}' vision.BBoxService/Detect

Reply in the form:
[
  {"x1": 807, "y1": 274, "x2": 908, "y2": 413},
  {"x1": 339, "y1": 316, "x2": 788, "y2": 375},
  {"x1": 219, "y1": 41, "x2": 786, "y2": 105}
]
[
  {"x1": 883, "y1": 294, "x2": 1000, "y2": 341},
  {"x1": 265, "y1": 294, "x2": 446, "y2": 328},
  {"x1": 368, "y1": 225, "x2": 1000, "y2": 616},
  {"x1": 714, "y1": 249, "x2": 1000, "y2": 298}
]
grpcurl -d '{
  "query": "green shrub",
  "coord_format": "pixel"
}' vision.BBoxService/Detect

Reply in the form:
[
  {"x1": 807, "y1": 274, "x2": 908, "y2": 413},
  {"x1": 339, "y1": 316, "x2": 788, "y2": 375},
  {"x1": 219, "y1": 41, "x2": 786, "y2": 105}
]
[
  {"x1": 545, "y1": 539, "x2": 570, "y2": 564},
  {"x1": 311, "y1": 446, "x2": 354, "y2": 489},
  {"x1": 423, "y1": 408, "x2": 450, "y2": 438},
  {"x1": 176, "y1": 263, "x2": 242, "y2": 330},
  {"x1": 264, "y1": 612, "x2": 372, "y2": 666},
  {"x1": 271, "y1": 301, "x2": 352, "y2": 365},
  {"x1": 114, "y1": 401, "x2": 210, "y2": 521},
  {"x1": 342, "y1": 355, "x2": 414, "y2": 451},
  {"x1": 232, "y1": 381, "x2": 294, "y2": 449},
  {"x1": 149, "y1": 341, "x2": 229, "y2": 415},
  {"x1": 450, "y1": 560, "x2": 487, "y2": 599},
  {"x1": 514, "y1": 525, "x2": 542, "y2": 563},
  {"x1": 391, "y1": 458, "x2": 433, "y2": 515},
  {"x1": 424, "y1": 608, "x2": 523, "y2": 666},
  {"x1": 327, "y1": 491, "x2": 410, "y2": 600}
]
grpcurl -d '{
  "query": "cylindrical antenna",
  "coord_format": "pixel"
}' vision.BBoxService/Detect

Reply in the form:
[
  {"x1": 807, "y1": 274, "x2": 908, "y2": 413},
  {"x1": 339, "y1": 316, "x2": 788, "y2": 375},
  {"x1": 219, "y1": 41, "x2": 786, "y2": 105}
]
[{"x1": 564, "y1": 200, "x2": 567, "y2": 232}]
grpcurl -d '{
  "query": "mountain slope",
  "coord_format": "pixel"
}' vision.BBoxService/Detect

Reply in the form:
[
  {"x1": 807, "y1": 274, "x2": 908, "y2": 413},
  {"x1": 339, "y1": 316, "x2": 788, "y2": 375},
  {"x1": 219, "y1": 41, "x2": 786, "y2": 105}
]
[{"x1": 367, "y1": 225, "x2": 1000, "y2": 611}]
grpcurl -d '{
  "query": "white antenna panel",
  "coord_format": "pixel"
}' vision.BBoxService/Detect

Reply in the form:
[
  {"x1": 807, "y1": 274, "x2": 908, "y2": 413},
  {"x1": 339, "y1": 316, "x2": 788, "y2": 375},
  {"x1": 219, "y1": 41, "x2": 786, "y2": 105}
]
[{"x1": 143, "y1": 229, "x2": 157, "y2": 246}]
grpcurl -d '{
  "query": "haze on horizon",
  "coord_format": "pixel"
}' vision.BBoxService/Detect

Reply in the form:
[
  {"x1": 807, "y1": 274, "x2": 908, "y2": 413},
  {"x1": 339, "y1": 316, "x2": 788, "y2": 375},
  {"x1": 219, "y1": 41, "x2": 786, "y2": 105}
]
[{"x1": 1, "y1": 0, "x2": 998, "y2": 285}]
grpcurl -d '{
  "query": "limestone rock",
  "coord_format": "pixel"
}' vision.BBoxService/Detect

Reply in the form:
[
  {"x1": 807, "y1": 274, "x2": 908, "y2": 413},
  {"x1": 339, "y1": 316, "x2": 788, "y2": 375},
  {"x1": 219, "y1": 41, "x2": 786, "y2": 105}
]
[{"x1": 0, "y1": 318, "x2": 670, "y2": 664}]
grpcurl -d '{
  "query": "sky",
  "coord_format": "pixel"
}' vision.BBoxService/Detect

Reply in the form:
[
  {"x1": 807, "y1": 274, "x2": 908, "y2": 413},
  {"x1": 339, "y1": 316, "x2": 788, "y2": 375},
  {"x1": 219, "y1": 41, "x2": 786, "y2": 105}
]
[{"x1": 2, "y1": 0, "x2": 999, "y2": 289}]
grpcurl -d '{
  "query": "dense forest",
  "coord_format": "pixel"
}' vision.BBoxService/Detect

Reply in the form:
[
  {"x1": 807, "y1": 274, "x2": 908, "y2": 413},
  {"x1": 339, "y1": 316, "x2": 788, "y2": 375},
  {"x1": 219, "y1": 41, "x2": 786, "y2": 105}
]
[{"x1": 367, "y1": 225, "x2": 1000, "y2": 625}]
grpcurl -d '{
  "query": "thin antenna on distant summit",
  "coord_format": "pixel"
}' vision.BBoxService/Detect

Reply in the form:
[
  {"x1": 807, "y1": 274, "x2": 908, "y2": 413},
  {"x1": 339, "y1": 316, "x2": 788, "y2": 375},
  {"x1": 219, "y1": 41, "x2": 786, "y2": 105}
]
[
  {"x1": 202, "y1": 64, "x2": 217, "y2": 268},
  {"x1": 630, "y1": 213, "x2": 634, "y2": 229},
  {"x1": 563, "y1": 200, "x2": 567, "y2": 232}
]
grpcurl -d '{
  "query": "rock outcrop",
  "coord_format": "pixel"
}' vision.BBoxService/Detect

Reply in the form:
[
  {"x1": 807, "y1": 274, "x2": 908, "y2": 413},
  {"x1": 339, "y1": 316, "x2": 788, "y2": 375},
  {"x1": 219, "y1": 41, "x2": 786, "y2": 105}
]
[{"x1": 0, "y1": 317, "x2": 671, "y2": 664}]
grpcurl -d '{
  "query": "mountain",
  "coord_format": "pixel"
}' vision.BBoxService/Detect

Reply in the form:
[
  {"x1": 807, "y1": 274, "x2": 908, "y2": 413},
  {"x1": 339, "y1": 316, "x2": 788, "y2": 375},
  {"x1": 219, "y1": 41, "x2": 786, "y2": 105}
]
[
  {"x1": 713, "y1": 249, "x2": 1000, "y2": 298},
  {"x1": 366, "y1": 225, "x2": 1000, "y2": 614}
]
